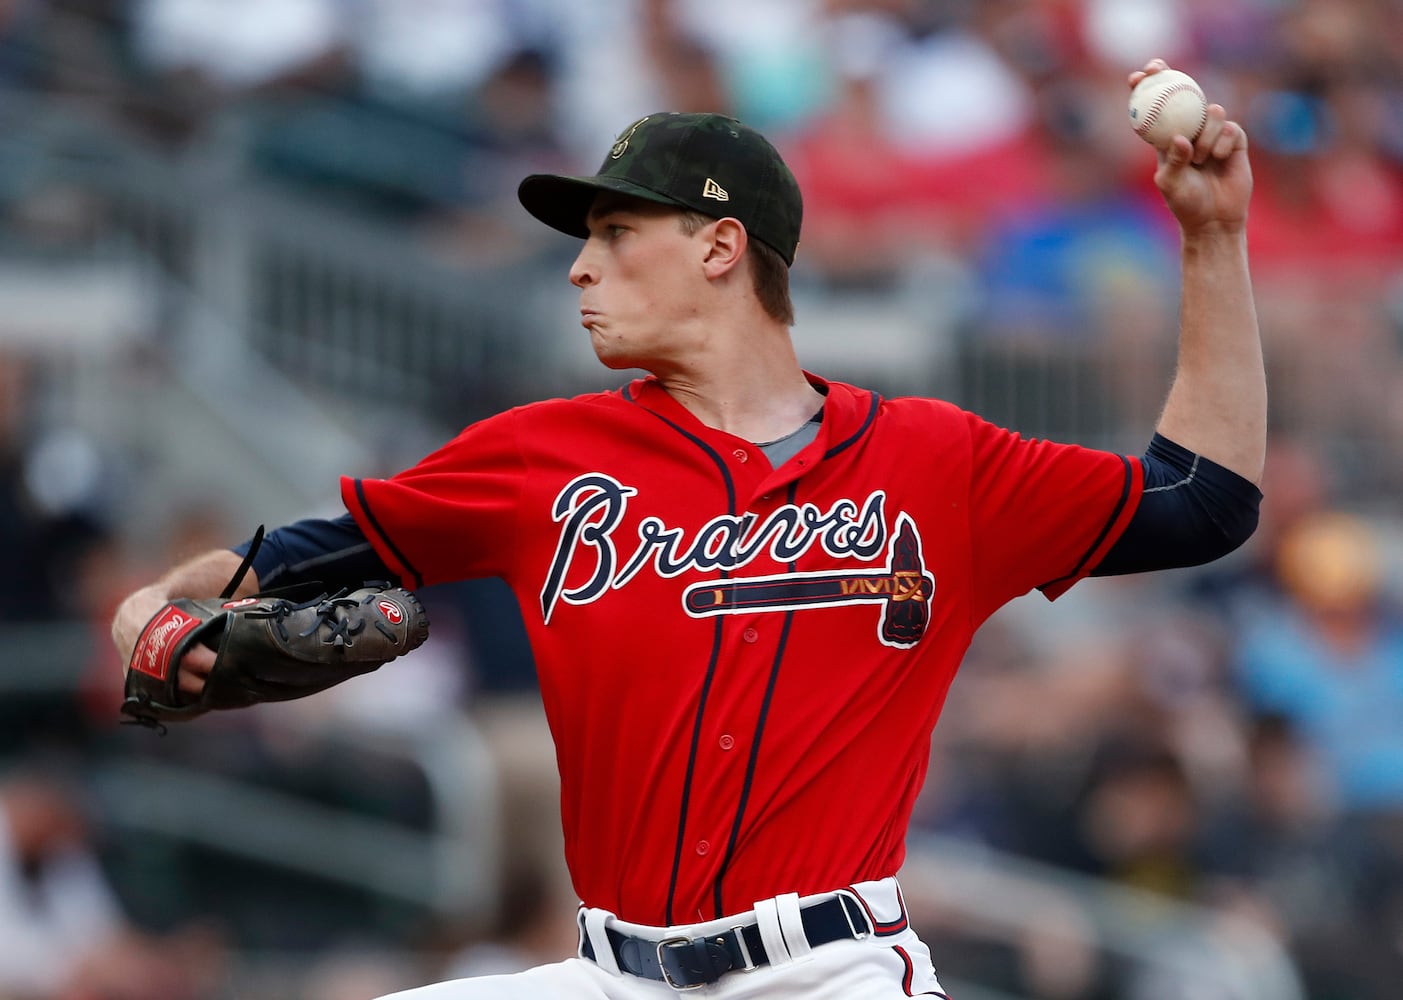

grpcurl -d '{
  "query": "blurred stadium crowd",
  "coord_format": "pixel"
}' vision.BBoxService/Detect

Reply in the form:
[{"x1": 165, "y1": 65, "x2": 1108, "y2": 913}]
[{"x1": 0, "y1": 0, "x2": 1401, "y2": 998}]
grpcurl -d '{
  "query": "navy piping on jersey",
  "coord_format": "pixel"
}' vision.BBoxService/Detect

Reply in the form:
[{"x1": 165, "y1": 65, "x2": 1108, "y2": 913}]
[
  {"x1": 823, "y1": 390, "x2": 880, "y2": 460},
  {"x1": 639, "y1": 403, "x2": 738, "y2": 926},
  {"x1": 711, "y1": 479, "x2": 802, "y2": 919},
  {"x1": 353, "y1": 479, "x2": 425, "y2": 589},
  {"x1": 1036, "y1": 455, "x2": 1135, "y2": 592}
]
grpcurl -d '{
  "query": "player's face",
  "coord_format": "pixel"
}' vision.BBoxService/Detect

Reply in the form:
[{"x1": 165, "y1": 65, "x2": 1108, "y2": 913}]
[{"x1": 570, "y1": 195, "x2": 712, "y2": 371}]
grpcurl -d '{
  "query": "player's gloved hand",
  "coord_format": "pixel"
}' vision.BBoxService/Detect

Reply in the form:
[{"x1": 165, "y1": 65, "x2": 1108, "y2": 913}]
[{"x1": 119, "y1": 528, "x2": 429, "y2": 730}]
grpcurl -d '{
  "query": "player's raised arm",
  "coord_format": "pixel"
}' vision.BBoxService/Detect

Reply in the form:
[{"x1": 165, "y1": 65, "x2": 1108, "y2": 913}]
[{"x1": 1130, "y1": 59, "x2": 1266, "y2": 485}]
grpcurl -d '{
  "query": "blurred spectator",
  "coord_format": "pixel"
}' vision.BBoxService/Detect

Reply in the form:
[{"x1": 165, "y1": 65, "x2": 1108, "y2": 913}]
[
  {"x1": 0, "y1": 354, "x2": 111, "y2": 623},
  {"x1": 784, "y1": 8, "x2": 1048, "y2": 282},
  {"x1": 1226, "y1": 509, "x2": 1403, "y2": 991},
  {"x1": 1200, "y1": 713, "x2": 1370, "y2": 999},
  {"x1": 0, "y1": 770, "x2": 224, "y2": 999},
  {"x1": 1231, "y1": 510, "x2": 1403, "y2": 813},
  {"x1": 671, "y1": 0, "x2": 831, "y2": 131},
  {"x1": 969, "y1": 60, "x2": 1174, "y2": 337},
  {"x1": 347, "y1": 0, "x2": 534, "y2": 108},
  {"x1": 1071, "y1": 737, "x2": 1203, "y2": 900},
  {"x1": 131, "y1": 0, "x2": 343, "y2": 94}
]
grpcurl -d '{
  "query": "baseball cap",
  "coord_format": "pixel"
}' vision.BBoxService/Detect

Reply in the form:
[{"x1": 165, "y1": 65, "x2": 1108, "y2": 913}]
[{"x1": 518, "y1": 112, "x2": 803, "y2": 266}]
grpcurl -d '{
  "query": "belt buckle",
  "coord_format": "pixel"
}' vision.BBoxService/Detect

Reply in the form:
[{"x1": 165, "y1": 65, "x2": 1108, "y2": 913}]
[{"x1": 655, "y1": 936, "x2": 706, "y2": 992}]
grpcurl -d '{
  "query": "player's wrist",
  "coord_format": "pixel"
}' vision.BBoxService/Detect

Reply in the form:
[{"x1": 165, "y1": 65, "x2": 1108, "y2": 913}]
[
  {"x1": 111, "y1": 586, "x2": 169, "y2": 662},
  {"x1": 1179, "y1": 221, "x2": 1249, "y2": 249}
]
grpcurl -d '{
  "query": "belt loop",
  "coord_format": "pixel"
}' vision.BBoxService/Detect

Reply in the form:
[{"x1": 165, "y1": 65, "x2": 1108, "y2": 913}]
[
  {"x1": 774, "y1": 893, "x2": 812, "y2": 961},
  {"x1": 582, "y1": 908, "x2": 621, "y2": 976},
  {"x1": 752, "y1": 896, "x2": 792, "y2": 967},
  {"x1": 836, "y1": 891, "x2": 872, "y2": 939}
]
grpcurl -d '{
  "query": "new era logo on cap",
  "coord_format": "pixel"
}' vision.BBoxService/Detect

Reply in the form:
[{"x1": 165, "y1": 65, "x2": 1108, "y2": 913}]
[
  {"x1": 516, "y1": 112, "x2": 803, "y2": 265},
  {"x1": 702, "y1": 178, "x2": 729, "y2": 202}
]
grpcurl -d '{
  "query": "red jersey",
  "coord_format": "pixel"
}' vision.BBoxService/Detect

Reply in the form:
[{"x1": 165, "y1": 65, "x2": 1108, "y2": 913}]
[{"x1": 342, "y1": 375, "x2": 1142, "y2": 926}]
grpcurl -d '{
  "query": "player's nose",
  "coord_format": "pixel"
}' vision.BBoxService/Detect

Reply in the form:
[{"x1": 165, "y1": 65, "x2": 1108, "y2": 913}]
[{"x1": 569, "y1": 244, "x2": 597, "y2": 288}]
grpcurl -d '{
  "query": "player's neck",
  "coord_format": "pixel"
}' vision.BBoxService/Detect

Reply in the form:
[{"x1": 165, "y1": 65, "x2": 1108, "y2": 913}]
[{"x1": 652, "y1": 326, "x2": 824, "y2": 443}]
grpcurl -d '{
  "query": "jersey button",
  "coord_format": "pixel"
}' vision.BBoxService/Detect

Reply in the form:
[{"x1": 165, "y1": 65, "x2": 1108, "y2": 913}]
[
  {"x1": 742, "y1": 626, "x2": 759, "y2": 643},
  {"x1": 719, "y1": 734, "x2": 735, "y2": 751},
  {"x1": 733, "y1": 448, "x2": 748, "y2": 463},
  {"x1": 696, "y1": 840, "x2": 710, "y2": 856}
]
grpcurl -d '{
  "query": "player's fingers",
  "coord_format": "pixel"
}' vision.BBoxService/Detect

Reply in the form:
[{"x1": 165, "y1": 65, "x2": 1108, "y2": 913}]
[
  {"x1": 1212, "y1": 118, "x2": 1246, "y2": 160},
  {"x1": 1156, "y1": 134, "x2": 1195, "y2": 183},
  {"x1": 1127, "y1": 57, "x2": 1168, "y2": 89},
  {"x1": 177, "y1": 647, "x2": 215, "y2": 695},
  {"x1": 1192, "y1": 105, "x2": 1228, "y2": 163},
  {"x1": 1169, "y1": 134, "x2": 1195, "y2": 164}
]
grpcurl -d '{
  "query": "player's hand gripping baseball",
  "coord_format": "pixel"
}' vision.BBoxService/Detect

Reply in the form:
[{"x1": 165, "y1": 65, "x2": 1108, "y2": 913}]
[{"x1": 1130, "y1": 60, "x2": 1251, "y2": 235}]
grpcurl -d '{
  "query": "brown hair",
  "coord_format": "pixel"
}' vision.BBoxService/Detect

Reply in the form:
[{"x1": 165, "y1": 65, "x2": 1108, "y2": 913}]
[{"x1": 678, "y1": 211, "x2": 794, "y2": 326}]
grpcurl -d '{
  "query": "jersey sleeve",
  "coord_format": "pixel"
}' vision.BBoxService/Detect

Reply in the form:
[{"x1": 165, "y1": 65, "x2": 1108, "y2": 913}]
[
  {"x1": 965, "y1": 413, "x2": 1142, "y2": 624},
  {"x1": 340, "y1": 410, "x2": 524, "y2": 589}
]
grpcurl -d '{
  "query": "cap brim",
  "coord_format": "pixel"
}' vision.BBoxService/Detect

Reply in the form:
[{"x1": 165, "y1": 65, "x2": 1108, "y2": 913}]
[{"x1": 517, "y1": 174, "x2": 686, "y2": 240}]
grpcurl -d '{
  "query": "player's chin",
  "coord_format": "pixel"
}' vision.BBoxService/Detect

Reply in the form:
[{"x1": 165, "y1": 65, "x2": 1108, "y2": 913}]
[
  {"x1": 589, "y1": 333, "x2": 644, "y2": 370},
  {"x1": 595, "y1": 352, "x2": 645, "y2": 372}
]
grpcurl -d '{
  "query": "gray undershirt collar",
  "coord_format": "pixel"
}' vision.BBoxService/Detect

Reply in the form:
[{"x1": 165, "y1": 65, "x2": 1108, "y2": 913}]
[{"x1": 755, "y1": 410, "x2": 823, "y2": 467}]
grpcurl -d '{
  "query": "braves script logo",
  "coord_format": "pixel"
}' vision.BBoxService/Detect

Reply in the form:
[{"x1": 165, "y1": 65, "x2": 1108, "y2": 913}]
[
  {"x1": 541, "y1": 474, "x2": 935, "y2": 648},
  {"x1": 132, "y1": 605, "x2": 203, "y2": 680}
]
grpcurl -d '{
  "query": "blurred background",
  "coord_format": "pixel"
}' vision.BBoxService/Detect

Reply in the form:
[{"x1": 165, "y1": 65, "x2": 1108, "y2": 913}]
[{"x1": 0, "y1": 0, "x2": 1401, "y2": 997}]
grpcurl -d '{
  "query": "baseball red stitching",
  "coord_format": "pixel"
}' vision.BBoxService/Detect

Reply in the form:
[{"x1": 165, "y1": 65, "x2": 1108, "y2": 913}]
[{"x1": 1135, "y1": 82, "x2": 1206, "y2": 139}]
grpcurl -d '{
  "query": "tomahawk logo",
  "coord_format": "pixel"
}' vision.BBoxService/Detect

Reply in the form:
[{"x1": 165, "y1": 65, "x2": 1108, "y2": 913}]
[
  {"x1": 540, "y1": 475, "x2": 935, "y2": 647},
  {"x1": 683, "y1": 514, "x2": 935, "y2": 648},
  {"x1": 610, "y1": 116, "x2": 649, "y2": 159}
]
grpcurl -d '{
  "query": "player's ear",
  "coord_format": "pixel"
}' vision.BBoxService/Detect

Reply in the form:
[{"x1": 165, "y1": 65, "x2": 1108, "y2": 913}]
[{"x1": 701, "y1": 217, "x2": 747, "y2": 278}]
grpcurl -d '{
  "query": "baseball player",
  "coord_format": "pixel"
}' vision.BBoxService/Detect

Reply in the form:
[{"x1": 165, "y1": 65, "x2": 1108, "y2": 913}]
[{"x1": 111, "y1": 61, "x2": 1264, "y2": 999}]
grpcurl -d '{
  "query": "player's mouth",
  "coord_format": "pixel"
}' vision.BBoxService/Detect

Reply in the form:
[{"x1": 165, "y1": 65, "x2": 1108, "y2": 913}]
[{"x1": 580, "y1": 309, "x2": 600, "y2": 330}]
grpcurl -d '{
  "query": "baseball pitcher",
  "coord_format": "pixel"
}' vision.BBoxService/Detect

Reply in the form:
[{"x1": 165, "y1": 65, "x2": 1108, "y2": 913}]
[{"x1": 110, "y1": 60, "x2": 1264, "y2": 999}]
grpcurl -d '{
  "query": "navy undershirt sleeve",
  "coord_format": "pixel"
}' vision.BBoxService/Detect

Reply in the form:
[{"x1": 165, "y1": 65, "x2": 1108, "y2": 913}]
[
  {"x1": 1092, "y1": 434, "x2": 1262, "y2": 576},
  {"x1": 231, "y1": 512, "x2": 396, "y2": 591}
]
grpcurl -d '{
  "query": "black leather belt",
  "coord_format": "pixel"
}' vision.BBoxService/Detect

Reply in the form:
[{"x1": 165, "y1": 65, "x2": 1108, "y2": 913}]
[{"x1": 581, "y1": 893, "x2": 872, "y2": 990}]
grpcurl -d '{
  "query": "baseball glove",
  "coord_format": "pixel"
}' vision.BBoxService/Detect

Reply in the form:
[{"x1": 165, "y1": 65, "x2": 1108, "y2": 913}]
[{"x1": 121, "y1": 530, "x2": 429, "y2": 729}]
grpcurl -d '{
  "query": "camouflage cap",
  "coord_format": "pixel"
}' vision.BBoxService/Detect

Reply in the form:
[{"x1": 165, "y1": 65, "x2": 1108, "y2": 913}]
[{"x1": 518, "y1": 112, "x2": 803, "y2": 266}]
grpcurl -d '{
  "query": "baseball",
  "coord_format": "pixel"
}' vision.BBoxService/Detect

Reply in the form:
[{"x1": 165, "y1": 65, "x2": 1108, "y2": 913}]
[{"x1": 1128, "y1": 69, "x2": 1208, "y2": 149}]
